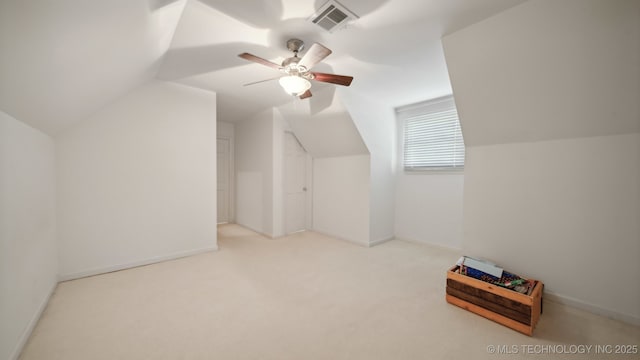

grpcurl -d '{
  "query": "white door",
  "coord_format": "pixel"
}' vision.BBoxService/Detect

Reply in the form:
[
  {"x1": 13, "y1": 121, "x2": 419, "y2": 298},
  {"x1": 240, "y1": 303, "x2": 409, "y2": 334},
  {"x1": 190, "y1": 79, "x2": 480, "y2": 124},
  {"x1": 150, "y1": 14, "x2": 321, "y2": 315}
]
[
  {"x1": 284, "y1": 133, "x2": 308, "y2": 234},
  {"x1": 217, "y1": 138, "x2": 230, "y2": 224}
]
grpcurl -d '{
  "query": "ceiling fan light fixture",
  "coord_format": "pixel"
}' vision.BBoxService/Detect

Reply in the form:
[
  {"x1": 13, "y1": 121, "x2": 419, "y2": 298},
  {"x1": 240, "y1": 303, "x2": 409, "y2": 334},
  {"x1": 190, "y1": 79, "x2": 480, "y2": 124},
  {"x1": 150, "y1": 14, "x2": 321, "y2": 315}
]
[{"x1": 279, "y1": 75, "x2": 311, "y2": 96}]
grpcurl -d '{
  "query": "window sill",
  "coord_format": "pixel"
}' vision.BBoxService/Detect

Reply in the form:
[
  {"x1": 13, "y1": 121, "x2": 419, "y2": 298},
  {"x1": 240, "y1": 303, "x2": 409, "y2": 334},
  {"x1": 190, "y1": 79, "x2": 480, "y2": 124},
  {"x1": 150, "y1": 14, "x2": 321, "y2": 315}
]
[{"x1": 403, "y1": 167, "x2": 464, "y2": 175}]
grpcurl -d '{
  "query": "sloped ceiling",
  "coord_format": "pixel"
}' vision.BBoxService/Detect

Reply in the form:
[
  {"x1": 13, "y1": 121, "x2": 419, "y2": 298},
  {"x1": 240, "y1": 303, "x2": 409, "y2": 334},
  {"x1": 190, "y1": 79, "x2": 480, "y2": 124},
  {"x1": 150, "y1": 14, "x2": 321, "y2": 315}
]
[
  {"x1": 160, "y1": 0, "x2": 526, "y2": 123},
  {"x1": 0, "y1": 0, "x2": 186, "y2": 135},
  {"x1": 0, "y1": 0, "x2": 526, "y2": 134},
  {"x1": 276, "y1": 88, "x2": 368, "y2": 158},
  {"x1": 443, "y1": 0, "x2": 640, "y2": 146}
]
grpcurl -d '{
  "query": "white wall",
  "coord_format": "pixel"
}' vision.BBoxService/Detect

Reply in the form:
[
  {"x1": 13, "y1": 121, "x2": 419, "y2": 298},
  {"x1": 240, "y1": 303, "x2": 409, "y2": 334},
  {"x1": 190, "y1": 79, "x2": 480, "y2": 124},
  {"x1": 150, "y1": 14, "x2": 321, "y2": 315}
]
[
  {"x1": 464, "y1": 134, "x2": 640, "y2": 322},
  {"x1": 395, "y1": 173, "x2": 464, "y2": 248},
  {"x1": 393, "y1": 104, "x2": 465, "y2": 249},
  {"x1": 234, "y1": 108, "x2": 288, "y2": 237},
  {"x1": 339, "y1": 91, "x2": 396, "y2": 245},
  {"x1": 272, "y1": 110, "x2": 287, "y2": 238},
  {"x1": 313, "y1": 155, "x2": 371, "y2": 246},
  {"x1": 217, "y1": 121, "x2": 236, "y2": 222},
  {"x1": 0, "y1": 111, "x2": 58, "y2": 360},
  {"x1": 235, "y1": 109, "x2": 274, "y2": 235},
  {"x1": 217, "y1": 121, "x2": 235, "y2": 141},
  {"x1": 56, "y1": 81, "x2": 217, "y2": 279},
  {"x1": 275, "y1": 90, "x2": 390, "y2": 245},
  {"x1": 275, "y1": 94, "x2": 373, "y2": 243},
  {"x1": 443, "y1": 0, "x2": 640, "y2": 323}
]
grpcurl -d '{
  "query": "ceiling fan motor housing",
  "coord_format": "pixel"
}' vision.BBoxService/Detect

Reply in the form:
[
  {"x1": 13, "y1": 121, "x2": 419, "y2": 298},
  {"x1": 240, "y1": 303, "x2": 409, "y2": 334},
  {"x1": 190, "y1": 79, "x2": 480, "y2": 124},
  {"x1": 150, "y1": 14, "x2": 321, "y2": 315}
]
[
  {"x1": 282, "y1": 39, "x2": 310, "y2": 77},
  {"x1": 286, "y1": 38, "x2": 305, "y2": 53}
]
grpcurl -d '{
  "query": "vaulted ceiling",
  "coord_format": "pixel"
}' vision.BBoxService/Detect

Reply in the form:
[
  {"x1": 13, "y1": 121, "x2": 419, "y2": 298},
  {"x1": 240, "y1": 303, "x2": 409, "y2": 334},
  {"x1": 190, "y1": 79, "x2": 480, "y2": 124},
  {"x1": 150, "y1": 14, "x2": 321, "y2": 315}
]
[{"x1": 0, "y1": 0, "x2": 525, "y2": 135}]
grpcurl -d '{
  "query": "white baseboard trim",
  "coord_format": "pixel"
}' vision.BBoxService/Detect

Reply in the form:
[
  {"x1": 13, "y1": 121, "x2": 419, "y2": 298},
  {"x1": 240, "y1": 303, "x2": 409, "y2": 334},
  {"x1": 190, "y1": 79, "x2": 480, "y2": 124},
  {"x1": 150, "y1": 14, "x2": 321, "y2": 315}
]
[
  {"x1": 370, "y1": 236, "x2": 395, "y2": 247},
  {"x1": 58, "y1": 245, "x2": 219, "y2": 282},
  {"x1": 233, "y1": 223, "x2": 276, "y2": 239},
  {"x1": 544, "y1": 290, "x2": 640, "y2": 326},
  {"x1": 394, "y1": 236, "x2": 463, "y2": 253},
  {"x1": 10, "y1": 281, "x2": 57, "y2": 360},
  {"x1": 310, "y1": 229, "x2": 370, "y2": 247}
]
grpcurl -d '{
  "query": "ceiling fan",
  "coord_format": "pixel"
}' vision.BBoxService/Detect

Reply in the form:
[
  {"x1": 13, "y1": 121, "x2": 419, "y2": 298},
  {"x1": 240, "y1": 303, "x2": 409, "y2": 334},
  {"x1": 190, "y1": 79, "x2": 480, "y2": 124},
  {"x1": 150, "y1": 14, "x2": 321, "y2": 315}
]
[{"x1": 238, "y1": 38, "x2": 353, "y2": 99}]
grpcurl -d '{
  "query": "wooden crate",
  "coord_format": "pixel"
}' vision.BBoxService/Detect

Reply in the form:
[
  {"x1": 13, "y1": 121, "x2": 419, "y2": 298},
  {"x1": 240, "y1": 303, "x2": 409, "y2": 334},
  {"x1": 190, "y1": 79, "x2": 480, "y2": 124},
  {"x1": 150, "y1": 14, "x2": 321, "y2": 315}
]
[{"x1": 446, "y1": 265, "x2": 543, "y2": 336}]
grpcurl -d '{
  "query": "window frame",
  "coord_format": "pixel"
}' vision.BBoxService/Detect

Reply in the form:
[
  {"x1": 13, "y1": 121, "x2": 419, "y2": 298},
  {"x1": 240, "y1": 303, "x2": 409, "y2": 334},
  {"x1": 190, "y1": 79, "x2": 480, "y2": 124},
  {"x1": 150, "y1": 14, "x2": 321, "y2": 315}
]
[{"x1": 396, "y1": 95, "x2": 465, "y2": 173}]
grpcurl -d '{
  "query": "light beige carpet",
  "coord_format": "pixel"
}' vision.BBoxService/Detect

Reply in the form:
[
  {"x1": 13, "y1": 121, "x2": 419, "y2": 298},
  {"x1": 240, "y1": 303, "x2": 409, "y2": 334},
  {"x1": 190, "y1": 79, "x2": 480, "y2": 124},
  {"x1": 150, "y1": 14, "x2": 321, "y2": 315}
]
[{"x1": 20, "y1": 224, "x2": 640, "y2": 359}]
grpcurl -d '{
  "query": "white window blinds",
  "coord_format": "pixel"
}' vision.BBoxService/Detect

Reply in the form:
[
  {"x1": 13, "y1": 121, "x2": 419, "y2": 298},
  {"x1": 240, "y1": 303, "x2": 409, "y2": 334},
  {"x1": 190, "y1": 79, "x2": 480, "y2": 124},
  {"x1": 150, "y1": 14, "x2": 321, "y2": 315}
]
[{"x1": 397, "y1": 95, "x2": 465, "y2": 171}]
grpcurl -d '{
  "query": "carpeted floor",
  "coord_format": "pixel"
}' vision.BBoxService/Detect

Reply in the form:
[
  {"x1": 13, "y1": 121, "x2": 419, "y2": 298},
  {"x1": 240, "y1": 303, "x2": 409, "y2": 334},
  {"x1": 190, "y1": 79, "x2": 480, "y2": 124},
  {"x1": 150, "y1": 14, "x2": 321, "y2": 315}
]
[{"x1": 19, "y1": 224, "x2": 640, "y2": 359}]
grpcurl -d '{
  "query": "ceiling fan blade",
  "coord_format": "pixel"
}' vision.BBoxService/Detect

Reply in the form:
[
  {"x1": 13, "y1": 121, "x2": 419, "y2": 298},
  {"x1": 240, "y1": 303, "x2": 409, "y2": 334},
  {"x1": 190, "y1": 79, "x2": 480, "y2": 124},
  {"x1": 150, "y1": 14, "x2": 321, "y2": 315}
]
[
  {"x1": 299, "y1": 90, "x2": 312, "y2": 99},
  {"x1": 298, "y1": 43, "x2": 332, "y2": 70},
  {"x1": 238, "y1": 53, "x2": 282, "y2": 71},
  {"x1": 311, "y1": 72, "x2": 354, "y2": 86},
  {"x1": 243, "y1": 77, "x2": 282, "y2": 86}
]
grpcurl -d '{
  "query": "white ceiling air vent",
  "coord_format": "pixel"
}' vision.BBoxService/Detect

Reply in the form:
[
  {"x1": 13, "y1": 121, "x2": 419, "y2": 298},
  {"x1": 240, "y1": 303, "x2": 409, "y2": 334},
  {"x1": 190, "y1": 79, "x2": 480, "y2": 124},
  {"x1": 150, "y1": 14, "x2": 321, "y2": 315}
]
[{"x1": 309, "y1": 0, "x2": 359, "y2": 33}]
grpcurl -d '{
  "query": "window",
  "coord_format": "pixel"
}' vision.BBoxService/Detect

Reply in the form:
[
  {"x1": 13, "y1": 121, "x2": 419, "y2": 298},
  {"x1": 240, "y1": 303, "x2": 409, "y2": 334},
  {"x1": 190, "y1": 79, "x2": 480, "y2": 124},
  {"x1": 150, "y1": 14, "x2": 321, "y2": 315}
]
[{"x1": 397, "y1": 95, "x2": 465, "y2": 171}]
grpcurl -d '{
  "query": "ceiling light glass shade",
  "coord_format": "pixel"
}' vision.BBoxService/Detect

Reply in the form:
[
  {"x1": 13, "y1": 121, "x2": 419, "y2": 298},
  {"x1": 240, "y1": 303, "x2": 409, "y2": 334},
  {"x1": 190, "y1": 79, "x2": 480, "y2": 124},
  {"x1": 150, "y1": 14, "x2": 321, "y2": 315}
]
[{"x1": 279, "y1": 75, "x2": 311, "y2": 96}]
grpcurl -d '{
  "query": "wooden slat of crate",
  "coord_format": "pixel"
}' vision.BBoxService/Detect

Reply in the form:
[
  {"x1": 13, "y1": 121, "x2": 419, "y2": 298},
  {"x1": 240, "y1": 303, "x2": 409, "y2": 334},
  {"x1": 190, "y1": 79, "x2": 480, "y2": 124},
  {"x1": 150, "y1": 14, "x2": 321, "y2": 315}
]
[
  {"x1": 446, "y1": 266, "x2": 543, "y2": 336},
  {"x1": 446, "y1": 294, "x2": 535, "y2": 336},
  {"x1": 447, "y1": 278, "x2": 532, "y2": 316},
  {"x1": 530, "y1": 281, "x2": 543, "y2": 330},
  {"x1": 446, "y1": 284, "x2": 531, "y2": 325}
]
